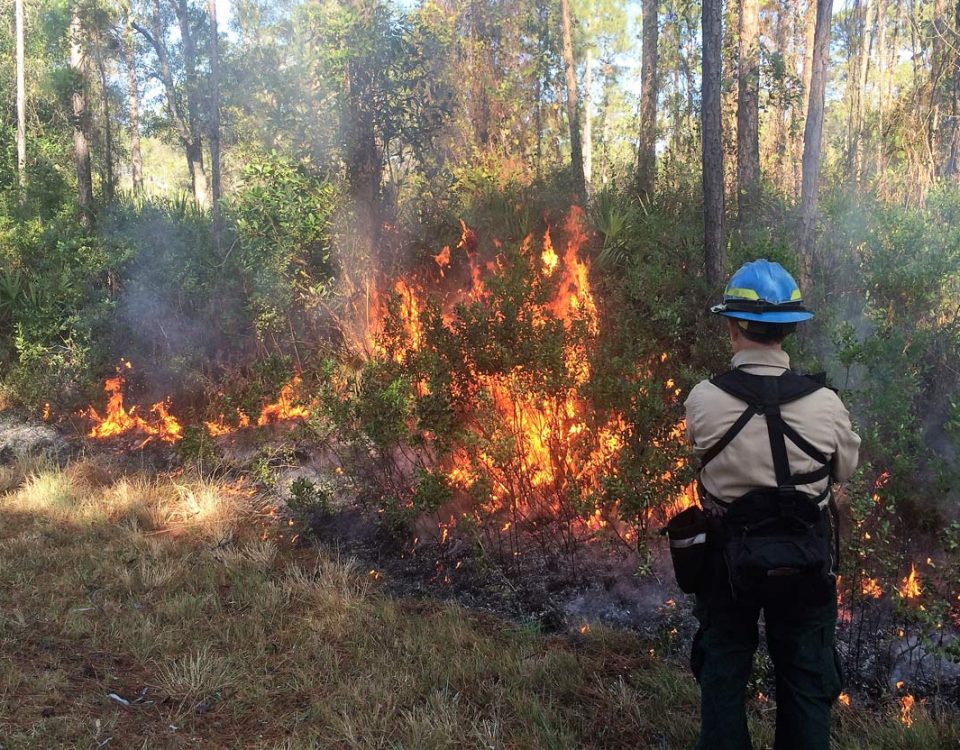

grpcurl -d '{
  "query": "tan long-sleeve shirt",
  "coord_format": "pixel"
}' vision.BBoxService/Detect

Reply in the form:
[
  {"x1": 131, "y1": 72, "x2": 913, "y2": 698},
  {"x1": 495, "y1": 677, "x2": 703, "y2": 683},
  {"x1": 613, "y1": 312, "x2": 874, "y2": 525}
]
[{"x1": 684, "y1": 348, "x2": 861, "y2": 502}]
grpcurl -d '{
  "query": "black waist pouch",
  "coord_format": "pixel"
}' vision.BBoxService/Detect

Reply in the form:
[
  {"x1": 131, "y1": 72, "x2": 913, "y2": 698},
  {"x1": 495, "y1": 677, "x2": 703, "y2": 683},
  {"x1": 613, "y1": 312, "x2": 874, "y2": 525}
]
[
  {"x1": 663, "y1": 505, "x2": 709, "y2": 594},
  {"x1": 722, "y1": 489, "x2": 835, "y2": 606}
]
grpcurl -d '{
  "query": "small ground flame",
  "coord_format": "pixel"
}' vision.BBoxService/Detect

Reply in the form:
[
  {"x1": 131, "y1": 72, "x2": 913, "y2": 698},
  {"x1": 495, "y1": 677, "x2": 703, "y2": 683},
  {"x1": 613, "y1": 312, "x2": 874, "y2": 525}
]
[{"x1": 83, "y1": 369, "x2": 183, "y2": 446}]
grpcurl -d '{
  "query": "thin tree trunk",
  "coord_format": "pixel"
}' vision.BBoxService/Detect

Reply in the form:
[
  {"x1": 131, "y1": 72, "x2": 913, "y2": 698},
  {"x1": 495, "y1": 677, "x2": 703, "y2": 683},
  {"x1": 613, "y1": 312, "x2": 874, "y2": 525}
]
[
  {"x1": 794, "y1": 0, "x2": 818, "y2": 195},
  {"x1": 772, "y1": 0, "x2": 788, "y2": 193},
  {"x1": 703, "y1": 0, "x2": 725, "y2": 287},
  {"x1": 583, "y1": 44, "x2": 593, "y2": 194},
  {"x1": 95, "y1": 42, "x2": 115, "y2": 204},
  {"x1": 846, "y1": 0, "x2": 874, "y2": 184},
  {"x1": 737, "y1": 0, "x2": 760, "y2": 219},
  {"x1": 600, "y1": 58, "x2": 613, "y2": 188},
  {"x1": 173, "y1": 0, "x2": 209, "y2": 206},
  {"x1": 798, "y1": 0, "x2": 833, "y2": 269},
  {"x1": 636, "y1": 0, "x2": 658, "y2": 201},
  {"x1": 70, "y1": 5, "x2": 94, "y2": 223},
  {"x1": 123, "y1": 17, "x2": 144, "y2": 193},
  {"x1": 559, "y1": 0, "x2": 585, "y2": 198},
  {"x1": 208, "y1": 0, "x2": 223, "y2": 250},
  {"x1": 948, "y1": 0, "x2": 960, "y2": 177},
  {"x1": 15, "y1": 0, "x2": 26, "y2": 203},
  {"x1": 134, "y1": 1, "x2": 206, "y2": 205}
]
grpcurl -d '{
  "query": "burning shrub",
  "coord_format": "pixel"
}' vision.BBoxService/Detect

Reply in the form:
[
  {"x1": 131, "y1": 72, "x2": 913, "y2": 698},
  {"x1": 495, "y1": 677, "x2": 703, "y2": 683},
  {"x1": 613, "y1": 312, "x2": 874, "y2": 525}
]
[{"x1": 321, "y1": 207, "x2": 697, "y2": 565}]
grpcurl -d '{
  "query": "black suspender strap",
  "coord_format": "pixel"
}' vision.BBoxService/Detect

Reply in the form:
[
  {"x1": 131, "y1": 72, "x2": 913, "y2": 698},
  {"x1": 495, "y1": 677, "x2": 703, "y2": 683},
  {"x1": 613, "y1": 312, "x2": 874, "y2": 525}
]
[
  {"x1": 699, "y1": 404, "x2": 763, "y2": 468},
  {"x1": 702, "y1": 368, "x2": 834, "y2": 487},
  {"x1": 779, "y1": 420, "x2": 829, "y2": 464},
  {"x1": 761, "y1": 377, "x2": 793, "y2": 486}
]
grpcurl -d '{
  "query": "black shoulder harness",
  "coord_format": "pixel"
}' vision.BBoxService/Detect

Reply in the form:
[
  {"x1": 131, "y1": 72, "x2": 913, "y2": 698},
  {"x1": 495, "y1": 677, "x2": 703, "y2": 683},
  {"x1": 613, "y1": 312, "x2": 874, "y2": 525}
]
[{"x1": 700, "y1": 368, "x2": 831, "y2": 488}]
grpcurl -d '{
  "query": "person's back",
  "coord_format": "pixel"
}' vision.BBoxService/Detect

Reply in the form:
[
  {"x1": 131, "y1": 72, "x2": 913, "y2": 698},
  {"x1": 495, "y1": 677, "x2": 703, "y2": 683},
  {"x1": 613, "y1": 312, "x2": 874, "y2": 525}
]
[{"x1": 682, "y1": 260, "x2": 860, "y2": 750}]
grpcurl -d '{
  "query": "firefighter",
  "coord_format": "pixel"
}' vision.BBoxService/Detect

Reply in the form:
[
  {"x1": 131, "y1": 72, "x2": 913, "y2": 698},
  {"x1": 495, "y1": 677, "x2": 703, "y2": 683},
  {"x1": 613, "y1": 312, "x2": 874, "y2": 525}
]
[{"x1": 683, "y1": 259, "x2": 861, "y2": 750}]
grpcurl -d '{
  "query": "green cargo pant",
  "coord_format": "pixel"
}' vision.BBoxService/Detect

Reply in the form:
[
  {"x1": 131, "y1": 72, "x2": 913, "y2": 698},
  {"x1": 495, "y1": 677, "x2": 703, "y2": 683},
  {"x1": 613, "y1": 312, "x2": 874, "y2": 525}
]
[{"x1": 690, "y1": 588, "x2": 842, "y2": 750}]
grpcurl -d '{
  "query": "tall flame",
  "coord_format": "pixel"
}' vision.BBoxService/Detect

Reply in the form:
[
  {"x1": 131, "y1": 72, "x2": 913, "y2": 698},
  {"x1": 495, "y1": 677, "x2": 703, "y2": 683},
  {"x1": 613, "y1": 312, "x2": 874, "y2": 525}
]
[{"x1": 899, "y1": 564, "x2": 922, "y2": 600}]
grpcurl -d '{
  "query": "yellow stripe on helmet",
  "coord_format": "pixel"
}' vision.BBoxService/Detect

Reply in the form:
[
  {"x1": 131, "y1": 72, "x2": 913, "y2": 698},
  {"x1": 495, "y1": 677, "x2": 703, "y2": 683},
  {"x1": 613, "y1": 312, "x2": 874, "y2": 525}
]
[
  {"x1": 790, "y1": 288, "x2": 803, "y2": 301},
  {"x1": 724, "y1": 287, "x2": 760, "y2": 301}
]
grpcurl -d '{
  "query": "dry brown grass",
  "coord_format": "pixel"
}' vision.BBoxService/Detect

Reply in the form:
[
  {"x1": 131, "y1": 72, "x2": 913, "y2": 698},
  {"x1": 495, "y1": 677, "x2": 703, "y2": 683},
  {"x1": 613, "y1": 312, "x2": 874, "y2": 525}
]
[{"x1": 0, "y1": 460, "x2": 956, "y2": 749}]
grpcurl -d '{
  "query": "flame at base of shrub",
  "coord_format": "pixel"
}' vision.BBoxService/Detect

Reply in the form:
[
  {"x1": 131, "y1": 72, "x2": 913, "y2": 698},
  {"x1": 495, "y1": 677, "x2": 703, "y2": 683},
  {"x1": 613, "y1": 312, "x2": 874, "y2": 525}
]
[{"x1": 82, "y1": 365, "x2": 311, "y2": 446}]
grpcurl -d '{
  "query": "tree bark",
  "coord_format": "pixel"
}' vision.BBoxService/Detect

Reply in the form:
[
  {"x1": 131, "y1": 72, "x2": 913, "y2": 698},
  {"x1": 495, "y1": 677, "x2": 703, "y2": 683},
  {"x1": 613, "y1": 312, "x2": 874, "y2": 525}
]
[
  {"x1": 636, "y1": 0, "x2": 658, "y2": 201},
  {"x1": 559, "y1": 0, "x2": 586, "y2": 199},
  {"x1": 846, "y1": 0, "x2": 874, "y2": 184},
  {"x1": 15, "y1": 0, "x2": 27, "y2": 203},
  {"x1": 795, "y1": 0, "x2": 818, "y2": 194},
  {"x1": 173, "y1": 0, "x2": 209, "y2": 206},
  {"x1": 702, "y1": 0, "x2": 725, "y2": 287},
  {"x1": 208, "y1": 0, "x2": 223, "y2": 250},
  {"x1": 70, "y1": 5, "x2": 94, "y2": 223},
  {"x1": 95, "y1": 41, "x2": 115, "y2": 204},
  {"x1": 798, "y1": 0, "x2": 833, "y2": 268},
  {"x1": 123, "y1": 16, "x2": 144, "y2": 193},
  {"x1": 737, "y1": 0, "x2": 760, "y2": 219},
  {"x1": 948, "y1": 0, "x2": 960, "y2": 177},
  {"x1": 583, "y1": 44, "x2": 593, "y2": 194}
]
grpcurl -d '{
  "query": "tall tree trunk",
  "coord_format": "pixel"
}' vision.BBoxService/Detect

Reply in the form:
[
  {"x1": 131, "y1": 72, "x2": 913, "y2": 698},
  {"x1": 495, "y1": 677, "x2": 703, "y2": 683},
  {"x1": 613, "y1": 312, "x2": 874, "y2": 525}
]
[
  {"x1": 771, "y1": 0, "x2": 788, "y2": 193},
  {"x1": 702, "y1": 0, "x2": 725, "y2": 287},
  {"x1": 134, "y1": 1, "x2": 206, "y2": 205},
  {"x1": 15, "y1": 0, "x2": 26, "y2": 204},
  {"x1": 95, "y1": 41, "x2": 115, "y2": 204},
  {"x1": 599, "y1": 58, "x2": 614, "y2": 188},
  {"x1": 583, "y1": 45, "x2": 593, "y2": 194},
  {"x1": 208, "y1": 0, "x2": 223, "y2": 251},
  {"x1": 846, "y1": 0, "x2": 874, "y2": 184},
  {"x1": 798, "y1": 0, "x2": 833, "y2": 269},
  {"x1": 948, "y1": 0, "x2": 960, "y2": 177},
  {"x1": 559, "y1": 0, "x2": 586, "y2": 199},
  {"x1": 123, "y1": 17, "x2": 144, "y2": 194},
  {"x1": 636, "y1": 0, "x2": 658, "y2": 201},
  {"x1": 737, "y1": 0, "x2": 760, "y2": 219},
  {"x1": 794, "y1": 0, "x2": 818, "y2": 194},
  {"x1": 70, "y1": 5, "x2": 94, "y2": 223},
  {"x1": 173, "y1": 0, "x2": 209, "y2": 206}
]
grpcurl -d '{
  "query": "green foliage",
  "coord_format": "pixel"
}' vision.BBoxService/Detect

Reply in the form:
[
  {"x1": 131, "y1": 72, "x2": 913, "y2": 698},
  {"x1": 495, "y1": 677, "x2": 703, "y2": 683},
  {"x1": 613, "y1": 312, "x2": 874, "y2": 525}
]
[
  {"x1": 287, "y1": 477, "x2": 332, "y2": 517},
  {"x1": 177, "y1": 425, "x2": 220, "y2": 467},
  {"x1": 229, "y1": 154, "x2": 338, "y2": 337}
]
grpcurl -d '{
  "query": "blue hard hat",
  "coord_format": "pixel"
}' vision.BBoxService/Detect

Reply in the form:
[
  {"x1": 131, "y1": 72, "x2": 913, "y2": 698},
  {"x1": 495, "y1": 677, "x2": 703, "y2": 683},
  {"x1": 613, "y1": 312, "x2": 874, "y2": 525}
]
[{"x1": 710, "y1": 259, "x2": 814, "y2": 323}]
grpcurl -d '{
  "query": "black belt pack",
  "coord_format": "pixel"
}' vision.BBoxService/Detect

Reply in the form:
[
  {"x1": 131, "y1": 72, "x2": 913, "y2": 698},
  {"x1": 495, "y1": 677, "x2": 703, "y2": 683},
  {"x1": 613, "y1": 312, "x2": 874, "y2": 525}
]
[
  {"x1": 662, "y1": 505, "x2": 710, "y2": 594},
  {"x1": 720, "y1": 487, "x2": 835, "y2": 605}
]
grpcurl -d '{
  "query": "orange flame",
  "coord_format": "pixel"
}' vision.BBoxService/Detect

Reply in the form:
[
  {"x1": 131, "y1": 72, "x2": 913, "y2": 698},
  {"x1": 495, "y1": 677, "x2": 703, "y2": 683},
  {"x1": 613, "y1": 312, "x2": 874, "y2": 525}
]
[
  {"x1": 899, "y1": 694, "x2": 915, "y2": 727},
  {"x1": 861, "y1": 577, "x2": 883, "y2": 599},
  {"x1": 83, "y1": 369, "x2": 182, "y2": 446},
  {"x1": 899, "y1": 564, "x2": 922, "y2": 600}
]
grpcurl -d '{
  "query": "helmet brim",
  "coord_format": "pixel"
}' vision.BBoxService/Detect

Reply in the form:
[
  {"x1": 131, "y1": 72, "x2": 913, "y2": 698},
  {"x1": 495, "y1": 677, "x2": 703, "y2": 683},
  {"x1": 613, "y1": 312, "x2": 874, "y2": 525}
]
[{"x1": 713, "y1": 309, "x2": 814, "y2": 323}]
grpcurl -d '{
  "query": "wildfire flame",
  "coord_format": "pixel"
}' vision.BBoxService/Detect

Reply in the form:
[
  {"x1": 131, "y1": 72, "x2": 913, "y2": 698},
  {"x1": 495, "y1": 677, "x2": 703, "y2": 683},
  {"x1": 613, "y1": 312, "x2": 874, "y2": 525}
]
[
  {"x1": 899, "y1": 564, "x2": 922, "y2": 600},
  {"x1": 861, "y1": 576, "x2": 883, "y2": 599},
  {"x1": 83, "y1": 371, "x2": 183, "y2": 447},
  {"x1": 83, "y1": 364, "x2": 310, "y2": 445},
  {"x1": 899, "y1": 694, "x2": 915, "y2": 727},
  {"x1": 362, "y1": 207, "x2": 692, "y2": 539}
]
